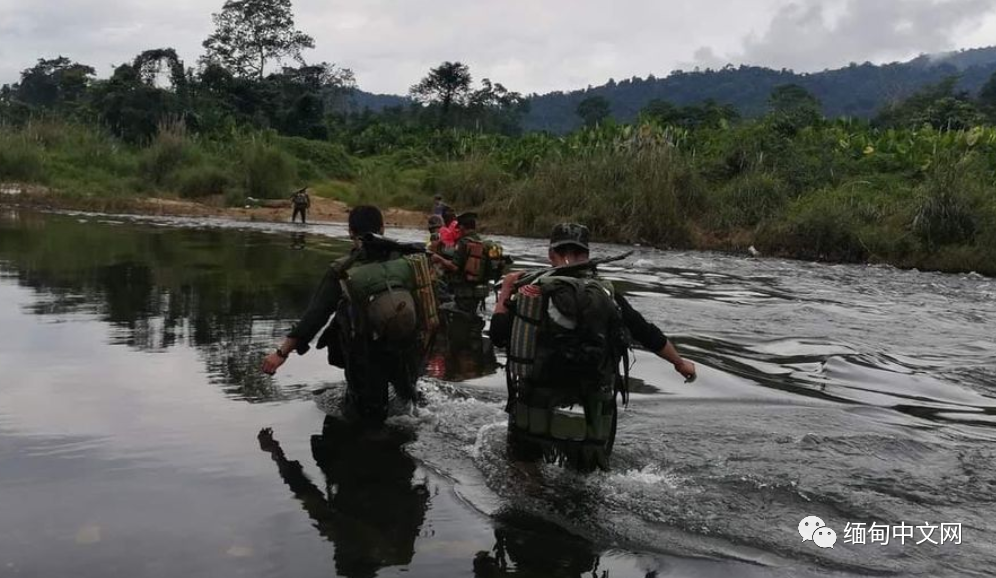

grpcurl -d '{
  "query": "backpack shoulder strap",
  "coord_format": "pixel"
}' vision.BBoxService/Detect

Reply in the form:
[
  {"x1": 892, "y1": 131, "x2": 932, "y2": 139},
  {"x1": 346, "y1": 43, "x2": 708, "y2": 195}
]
[{"x1": 330, "y1": 255, "x2": 355, "y2": 278}]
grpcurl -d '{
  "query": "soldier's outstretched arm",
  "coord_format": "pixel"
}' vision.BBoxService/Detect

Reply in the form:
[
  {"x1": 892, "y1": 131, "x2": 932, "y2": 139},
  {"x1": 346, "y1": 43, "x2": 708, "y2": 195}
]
[
  {"x1": 658, "y1": 341, "x2": 697, "y2": 382},
  {"x1": 614, "y1": 293, "x2": 696, "y2": 382},
  {"x1": 261, "y1": 268, "x2": 342, "y2": 375}
]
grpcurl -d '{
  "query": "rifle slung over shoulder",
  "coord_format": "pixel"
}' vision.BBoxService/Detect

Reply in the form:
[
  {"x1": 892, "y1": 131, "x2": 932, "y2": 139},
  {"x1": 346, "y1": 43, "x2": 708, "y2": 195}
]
[{"x1": 514, "y1": 250, "x2": 634, "y2": 288}]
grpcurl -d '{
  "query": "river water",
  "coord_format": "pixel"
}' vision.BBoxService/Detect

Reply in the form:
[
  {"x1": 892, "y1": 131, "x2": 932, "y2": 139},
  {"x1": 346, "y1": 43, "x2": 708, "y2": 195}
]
[{"x1": 0, "y1": 209, "x2": 993, "y2": 577}]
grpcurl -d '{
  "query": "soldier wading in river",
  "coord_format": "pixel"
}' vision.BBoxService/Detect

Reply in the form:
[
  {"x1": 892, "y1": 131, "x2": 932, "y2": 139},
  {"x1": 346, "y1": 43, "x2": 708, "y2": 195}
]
[
  {"x1": 262, "y1": 205, "x2": 440, "y2": 423},
  {"x1": 489, "y1": 223, "x2": 697, "y2": 472},
  {"x1": 432, "y1": 212, "x2": 508, "y2": 326}
]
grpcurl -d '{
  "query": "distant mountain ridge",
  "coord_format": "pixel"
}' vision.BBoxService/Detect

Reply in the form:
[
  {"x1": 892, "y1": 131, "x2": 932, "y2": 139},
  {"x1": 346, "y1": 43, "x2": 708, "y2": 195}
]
[
  {"x1": 347, "y1": 90, "x2": 409, "y2": 113},
  {"x1": 348, "y1": 47, "x2": 996, "y2": 133},
  {"x1": 523, "y1": 46, "x2": 996, "y2": 133}
]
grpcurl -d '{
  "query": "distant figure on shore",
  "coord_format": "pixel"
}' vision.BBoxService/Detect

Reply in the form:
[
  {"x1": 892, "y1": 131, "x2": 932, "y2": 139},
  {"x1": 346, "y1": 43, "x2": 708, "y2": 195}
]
[
  {"x1": 432, "y1": 195, "x2": 447, "y2": 216},
  {"x1": 291, "y1": 188, "x2": 311, "y2": 224}
]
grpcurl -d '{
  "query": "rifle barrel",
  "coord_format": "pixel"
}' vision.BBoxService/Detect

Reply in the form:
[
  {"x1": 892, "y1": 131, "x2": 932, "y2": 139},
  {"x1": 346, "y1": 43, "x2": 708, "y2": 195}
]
[{"x1": 514, "y1": 250, "x2": 633, "y2": 287}]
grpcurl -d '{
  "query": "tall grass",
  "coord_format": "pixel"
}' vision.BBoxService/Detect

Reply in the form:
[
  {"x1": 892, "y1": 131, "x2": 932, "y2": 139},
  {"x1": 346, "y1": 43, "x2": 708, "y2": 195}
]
[
  {"x1": 241, "y1": 140, "x2": 296, "y2": 199},
  {"x1": 491, "y1": 143, "x2": 703, "y2": 246},
  {"x1": 141, "y1": 120, "x2": 194, "y2": 185},
  {"x1": 422, "y1": 157, "x2": 510, "y2": 208},
  {"x1": 352, "y1": 161, "x2": 426, "y2": 210},
  {"x1": 912, "y1": 152, "x2": 988, "y2": 248},
  {"x1": 176, "y1": 165, "x2": 230, "y2": 198},
  {"x1": 0, "y1": 131, "x2": 44, "y2": 182}
]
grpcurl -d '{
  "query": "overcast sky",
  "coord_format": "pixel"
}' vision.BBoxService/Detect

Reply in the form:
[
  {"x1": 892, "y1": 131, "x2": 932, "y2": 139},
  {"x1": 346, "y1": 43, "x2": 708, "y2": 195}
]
[{"x1": 1, "y1": 0, "x2": 995, "y2": 95}]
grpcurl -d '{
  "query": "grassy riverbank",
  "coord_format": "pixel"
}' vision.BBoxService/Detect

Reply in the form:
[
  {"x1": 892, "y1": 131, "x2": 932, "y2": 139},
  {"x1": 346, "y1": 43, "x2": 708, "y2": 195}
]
[{"x1": 2, "y1": 118, "x2": 995, "y2": 275}]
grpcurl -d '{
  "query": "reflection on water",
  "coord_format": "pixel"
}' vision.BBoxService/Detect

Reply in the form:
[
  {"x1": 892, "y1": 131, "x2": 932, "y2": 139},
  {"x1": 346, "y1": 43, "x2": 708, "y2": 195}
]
[
  {"x1": 473, "y1": 512, "x2": 605, "y2": 578},
  {"x1": 1, "y1": 209, "x2": 994, "y2": 578},
  {"x1": 291, "y1": 232, "x2": 307, "y2": 251},
  {"x1": 0, "y1": 210, "x2": 349, "y2": 401},
  {"x1": 426, "y1": 331, "x2": 499, "y2": 383},
  {"x1": 259, "y1": 417, "x2": 429, "y2": 578}
]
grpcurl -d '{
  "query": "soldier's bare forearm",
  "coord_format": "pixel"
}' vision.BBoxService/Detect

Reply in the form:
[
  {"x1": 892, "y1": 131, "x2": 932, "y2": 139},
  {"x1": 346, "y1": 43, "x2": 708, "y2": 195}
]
[
  {"x1": 657, "y1": 341, "x2": 683, "y2": 365},
  {"x1": 278, "y1": 338, "x2": 298, "y2": 357}
]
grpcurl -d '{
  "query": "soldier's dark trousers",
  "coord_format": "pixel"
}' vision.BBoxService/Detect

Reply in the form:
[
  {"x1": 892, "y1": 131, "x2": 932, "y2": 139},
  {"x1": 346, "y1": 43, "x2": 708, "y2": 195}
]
[{"x1": 344, "y1": 344, "x2": 420, "y2": 423}]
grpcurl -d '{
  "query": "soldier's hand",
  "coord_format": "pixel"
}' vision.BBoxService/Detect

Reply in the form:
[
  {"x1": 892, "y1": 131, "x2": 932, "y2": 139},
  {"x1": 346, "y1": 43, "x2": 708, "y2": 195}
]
[
  {"x1": 518, "y1": 284, "x2": 541, "y2": 297},
  {"x1": 258, "y1": 427, "x2": 279, "y2": 453},
  {"x1": 674, "y1": 359, "x2": 697, "y2": 383},
  {"x1": 500, "y1": 271, "x2": 524, "y2": 290},
  {"x1": 499, "y1": 272, "x2": 526, "y2": 297},
  {"x1": 261, "y1": 352, "x2": 286, "y2": 375},
  {"x1": 495, "y1": 272, "x2": 525, "y2": 313}
]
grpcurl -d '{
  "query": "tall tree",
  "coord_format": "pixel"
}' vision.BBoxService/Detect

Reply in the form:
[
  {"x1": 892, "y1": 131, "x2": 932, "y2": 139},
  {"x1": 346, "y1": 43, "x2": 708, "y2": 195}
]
[
  {"x1": 876, "y1": 76, "x2": 983, "y2": 130},
  {"x1": 978, "y1": 71, "x2": 996, "y2": 119},
  {"x1": 641, "y1": 98, "x2": 738, "y2": 129},
  {"x1": 767, "y1": 84, "x2": 822, "y2": 133},
  {"x1": 468, "y1": 78, "x2": 529, "y2": 134},
  {"x1": 202, "y1": 0, "x2": 314, "y2": 80},
  {"x1": 9, "y1": 56, "x2": 95, "y2": 109},
  {"x1": 91, "y1": 64, "x2": 171, "y2": 142},
  {"x1": 266, "y1": 62, "x2": 356, "y2": 138},
  {"x1": 409, "y1": 61, "x2": 472, "y2": 125},
  {"x1": 576, "y1": 95, "x2": 611, "y2": 127},
  {"x1": 133, "y1": 49, "x2": 188, "y2": 91},
  {"x1": 768, "y1": 84, "x2": 821, "y2": 118}
]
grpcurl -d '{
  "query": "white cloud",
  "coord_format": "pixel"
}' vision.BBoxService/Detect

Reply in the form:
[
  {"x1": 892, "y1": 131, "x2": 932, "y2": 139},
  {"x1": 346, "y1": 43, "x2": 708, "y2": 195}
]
[
  {"x1": 696, "y1": 0, "x2": 994, "y2": 72},
  {"x1": 0, "y1": 0, "x2": 994, "y2": 95}
]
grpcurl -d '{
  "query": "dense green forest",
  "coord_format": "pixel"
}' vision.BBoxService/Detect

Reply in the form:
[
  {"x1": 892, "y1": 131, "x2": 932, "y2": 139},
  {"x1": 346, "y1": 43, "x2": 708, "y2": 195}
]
[{"x1": 2, "y1": 0, "x2": 996, "y2": 274}]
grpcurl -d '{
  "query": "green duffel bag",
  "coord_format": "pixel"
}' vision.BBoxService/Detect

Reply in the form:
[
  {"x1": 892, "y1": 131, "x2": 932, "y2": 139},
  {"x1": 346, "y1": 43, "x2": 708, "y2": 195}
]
[{"x1": 343, "y1": 258, "x2": 418, "y2": 343}]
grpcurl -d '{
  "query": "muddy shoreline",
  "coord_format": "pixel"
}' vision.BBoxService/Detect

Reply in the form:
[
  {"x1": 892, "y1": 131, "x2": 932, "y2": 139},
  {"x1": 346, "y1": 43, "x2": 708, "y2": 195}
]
[{"x1": 0, "y1": 187, "x2": 428, "y2": 229}]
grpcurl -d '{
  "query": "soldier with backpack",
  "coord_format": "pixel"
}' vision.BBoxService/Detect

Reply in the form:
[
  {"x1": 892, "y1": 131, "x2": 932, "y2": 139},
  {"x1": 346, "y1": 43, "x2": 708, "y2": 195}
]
[
  {"x1": 433, "y1": 212, "x2": 508, "y2": 323},
  {"x1": 262, "y1": 205, "x2": 440, "y2": 423},
  {"x1": 489, "y1": 223, "x2": 696, "y2": 472},
  {"x1": 291, "y1": 187, "x2": 311, "y2": 224}
]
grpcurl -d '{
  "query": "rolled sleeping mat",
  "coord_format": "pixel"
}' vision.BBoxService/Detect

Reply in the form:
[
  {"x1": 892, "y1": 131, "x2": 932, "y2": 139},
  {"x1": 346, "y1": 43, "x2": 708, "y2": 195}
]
[
  {"x1": 508, "y1": 292, "x2": 543, "y2": 378},
  {"x1": 407, "y1": 254, "x2": 440, "y2": 334}
]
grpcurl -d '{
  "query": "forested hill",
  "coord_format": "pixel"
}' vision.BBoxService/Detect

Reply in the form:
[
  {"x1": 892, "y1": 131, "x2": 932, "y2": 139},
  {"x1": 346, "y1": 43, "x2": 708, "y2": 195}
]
[
  {"x1": 522, "y1": 47, "x2": 996, "y2": 133},
  {"x1": 349, "y1": 90, "x2": 409, "y2": 113}
]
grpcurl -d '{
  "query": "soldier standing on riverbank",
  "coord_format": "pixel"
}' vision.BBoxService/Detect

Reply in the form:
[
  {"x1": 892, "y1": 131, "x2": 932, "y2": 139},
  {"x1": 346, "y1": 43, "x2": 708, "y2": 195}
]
[
  {"x1": 432, "y1": 195, "x2": 447, "y2": 216},
  {"x1": 291, "y1": 188, "x2": 311, "y2": 224}
]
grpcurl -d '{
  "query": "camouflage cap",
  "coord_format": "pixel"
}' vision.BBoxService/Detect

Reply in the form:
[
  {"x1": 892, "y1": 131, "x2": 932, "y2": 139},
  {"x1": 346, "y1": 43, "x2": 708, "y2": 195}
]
[{"x1": 549, "y1": 223, "x2": 591, "y2": 251}]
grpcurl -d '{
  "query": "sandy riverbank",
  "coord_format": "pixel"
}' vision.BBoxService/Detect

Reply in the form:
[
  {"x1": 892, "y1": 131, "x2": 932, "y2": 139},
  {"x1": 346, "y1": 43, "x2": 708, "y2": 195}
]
[{"x1": 0, "y1": 185, "x2": 428, "y2": 229}]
